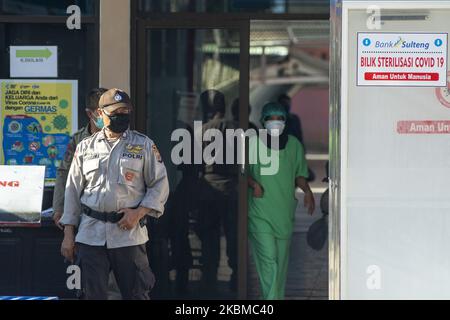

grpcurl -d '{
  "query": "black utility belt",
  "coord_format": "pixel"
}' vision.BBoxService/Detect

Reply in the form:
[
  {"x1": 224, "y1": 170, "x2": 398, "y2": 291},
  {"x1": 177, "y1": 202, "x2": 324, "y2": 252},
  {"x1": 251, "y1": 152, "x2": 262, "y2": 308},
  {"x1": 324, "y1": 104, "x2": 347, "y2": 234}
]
[
  {"x1": 81, "y1": 204, "x2": 147, "y2": 227},
  {"x1": 82, "y1": 204, "x2": 123, "y2": 223}
]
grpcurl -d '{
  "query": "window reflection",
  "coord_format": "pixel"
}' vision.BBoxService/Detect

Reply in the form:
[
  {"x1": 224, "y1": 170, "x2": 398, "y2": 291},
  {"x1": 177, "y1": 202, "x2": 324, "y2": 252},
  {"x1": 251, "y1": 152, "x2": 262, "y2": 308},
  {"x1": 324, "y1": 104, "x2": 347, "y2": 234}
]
[
  {"x1": 0, "y1": 0, "x2": 95, "y2": 15},
  {"x1": 138, "y1": 0, "x2": 330, "y2": 14}
]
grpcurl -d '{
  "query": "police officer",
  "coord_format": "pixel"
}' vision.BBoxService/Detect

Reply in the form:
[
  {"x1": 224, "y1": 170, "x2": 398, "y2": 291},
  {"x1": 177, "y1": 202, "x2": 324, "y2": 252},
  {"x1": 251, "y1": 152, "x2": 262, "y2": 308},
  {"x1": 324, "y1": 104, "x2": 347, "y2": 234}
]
[
  {"x1": 53, "y1": 88, "x2": 107, "y2": 229},
  {"x1": 59, "y1": 88, "x2": 169, "y2": 300}
]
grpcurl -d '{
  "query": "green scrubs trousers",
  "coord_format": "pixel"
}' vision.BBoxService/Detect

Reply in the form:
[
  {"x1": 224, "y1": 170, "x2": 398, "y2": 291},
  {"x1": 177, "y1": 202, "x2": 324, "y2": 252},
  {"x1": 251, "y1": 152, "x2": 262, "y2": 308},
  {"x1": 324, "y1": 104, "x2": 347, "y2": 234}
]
[
  {"x1": 247, "y1": 135, "x2": 308, "y2": 300},
  {"x1": 249, "y1": 232, "x2": 291, "y2": 300}
]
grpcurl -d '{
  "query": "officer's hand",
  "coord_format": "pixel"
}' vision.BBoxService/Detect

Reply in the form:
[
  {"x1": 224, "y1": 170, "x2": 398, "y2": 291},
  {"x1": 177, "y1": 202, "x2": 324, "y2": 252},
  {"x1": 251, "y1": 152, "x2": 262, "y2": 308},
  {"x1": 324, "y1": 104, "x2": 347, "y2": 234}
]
[
  {"x1": 117, "y1": 208, "x2": 146, "y2": 231},
  {"x1": 304, "y1": 190, "x2": 315, "y2": 215},
  {"x1": 53, "y1": 211, "x2": 64, "y2": 230},
  {"x1": 253, "y1": 182, "x2": 264, "y2": 198},
  {"x1": 61, "y1": 228, "x2": 76, "y2": 263}
]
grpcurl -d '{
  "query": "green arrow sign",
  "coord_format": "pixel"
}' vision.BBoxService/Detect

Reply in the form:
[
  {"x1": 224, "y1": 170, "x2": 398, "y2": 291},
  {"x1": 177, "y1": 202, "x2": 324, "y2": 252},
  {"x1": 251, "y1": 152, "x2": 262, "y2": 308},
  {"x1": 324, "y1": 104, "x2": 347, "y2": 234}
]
[{"x1": 16, "y1": 48, "x2": 52, "y2": 59}]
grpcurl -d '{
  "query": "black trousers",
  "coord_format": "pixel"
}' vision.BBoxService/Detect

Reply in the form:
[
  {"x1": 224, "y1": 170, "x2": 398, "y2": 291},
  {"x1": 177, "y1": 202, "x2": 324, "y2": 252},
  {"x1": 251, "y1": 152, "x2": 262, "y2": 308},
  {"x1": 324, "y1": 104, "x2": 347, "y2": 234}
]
[
  {"x1": 77, "y1": 243, "x2": 155, "y2": 300},
  {"x1": 198, "y1": 180, "x2": 238, "y2": 286},
  {"x1": 169, "y1": 177, "x2": 196, "y2": 291}
]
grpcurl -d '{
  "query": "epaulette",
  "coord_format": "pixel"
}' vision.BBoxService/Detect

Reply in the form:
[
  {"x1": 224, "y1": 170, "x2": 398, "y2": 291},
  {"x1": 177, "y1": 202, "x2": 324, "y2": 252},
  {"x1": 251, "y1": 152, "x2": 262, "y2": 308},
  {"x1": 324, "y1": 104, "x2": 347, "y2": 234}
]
[
  {"x1": 78, "y1": 130, "x2": 100, "y2": 144},
  {"x1": 131, "y1": 130, "x2": 151, "y2": 141}
]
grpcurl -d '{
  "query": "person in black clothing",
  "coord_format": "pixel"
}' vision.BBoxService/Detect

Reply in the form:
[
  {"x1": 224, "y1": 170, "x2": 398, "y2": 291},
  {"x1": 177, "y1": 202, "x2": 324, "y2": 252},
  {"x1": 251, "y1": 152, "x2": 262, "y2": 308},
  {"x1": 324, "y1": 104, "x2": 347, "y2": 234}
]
[
  {"x1": 231, "y1": 98, "x2": 258, "y2": 132},
  {"x1": 198, "y1": 90, "x2": 238, "y2": 294},
  {"x1": 277, "y1": 93, "x2": 304, "y2": 144},
  {"x1": 278, "y1": 93, "x2": 315, "y2": 182},
  {"x1": 168, "y1": 122, "x2": 200, "y2": 296}
]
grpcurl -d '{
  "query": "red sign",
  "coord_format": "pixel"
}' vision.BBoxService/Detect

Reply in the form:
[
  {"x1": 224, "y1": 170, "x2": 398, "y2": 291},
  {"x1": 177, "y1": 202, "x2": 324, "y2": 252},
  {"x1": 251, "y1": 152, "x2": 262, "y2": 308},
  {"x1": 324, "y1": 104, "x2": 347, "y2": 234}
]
[
  {"x1": 365, "y1": 72, "x2": 439, "y2": 81},
  {"x1": 0, "y1": 181, "x2": 20, "y2": 187},
  {"x1": 397, "y1": 120, "x2": 450, "y2": 134}
]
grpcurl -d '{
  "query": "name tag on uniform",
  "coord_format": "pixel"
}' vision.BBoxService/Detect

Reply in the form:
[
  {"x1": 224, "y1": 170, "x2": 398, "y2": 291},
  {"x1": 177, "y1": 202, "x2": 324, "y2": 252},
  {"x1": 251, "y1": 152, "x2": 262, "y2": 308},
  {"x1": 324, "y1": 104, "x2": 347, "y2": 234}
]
[
  {"x1": 84, "y1": 153, "x2": 100, "y2": 160},
  {"x1": 84, "y1": 152, "x2": 109, "y2": 161}
]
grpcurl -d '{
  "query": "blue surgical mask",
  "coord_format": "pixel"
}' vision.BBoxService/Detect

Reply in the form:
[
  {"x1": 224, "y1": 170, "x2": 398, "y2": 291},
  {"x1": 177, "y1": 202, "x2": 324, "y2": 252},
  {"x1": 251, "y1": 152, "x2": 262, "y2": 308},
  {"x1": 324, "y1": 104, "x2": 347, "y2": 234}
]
[
  {"x1": 93, "y1": 116, "x2": 104, "y2": 129},
  {"x1": 265, "y1": 120, "x2": 285, "y2": 136},
  {"x1": 87, "y1": 110, "x2": 104, "y2": 129}
]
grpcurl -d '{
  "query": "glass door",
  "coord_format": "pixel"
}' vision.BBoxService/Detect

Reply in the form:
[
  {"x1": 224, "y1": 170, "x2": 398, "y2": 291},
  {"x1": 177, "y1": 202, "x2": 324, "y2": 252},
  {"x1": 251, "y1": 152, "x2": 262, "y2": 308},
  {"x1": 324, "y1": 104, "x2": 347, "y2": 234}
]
[{"x1": 135, "y1": 19, "x2": 249, "y2": 300}]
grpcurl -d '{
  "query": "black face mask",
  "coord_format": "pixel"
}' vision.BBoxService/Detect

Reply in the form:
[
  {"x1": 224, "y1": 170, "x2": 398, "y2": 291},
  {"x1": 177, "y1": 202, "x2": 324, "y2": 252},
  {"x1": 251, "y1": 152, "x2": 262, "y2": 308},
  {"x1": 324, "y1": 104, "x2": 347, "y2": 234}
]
[{"x1": 106, "y1": 113, "x2": 130, "y2": 133}]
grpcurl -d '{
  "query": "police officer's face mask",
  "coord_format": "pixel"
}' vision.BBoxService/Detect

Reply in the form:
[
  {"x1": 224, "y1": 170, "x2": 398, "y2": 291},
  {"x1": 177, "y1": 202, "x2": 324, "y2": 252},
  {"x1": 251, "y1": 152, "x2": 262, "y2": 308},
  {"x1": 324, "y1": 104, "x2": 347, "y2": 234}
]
[{"x1": 104, "y1": 111, "x2": 130, "y2": 133}]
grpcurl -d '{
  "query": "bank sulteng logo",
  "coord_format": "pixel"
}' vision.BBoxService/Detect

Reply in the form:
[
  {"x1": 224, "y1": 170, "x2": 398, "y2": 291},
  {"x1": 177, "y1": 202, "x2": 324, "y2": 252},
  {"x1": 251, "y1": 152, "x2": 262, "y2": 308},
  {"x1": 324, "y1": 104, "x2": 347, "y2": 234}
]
[
  {"x1": 393, "y1": 37, "x2": 403, "y2": 48},
  {"x1": 0, "y1": 181, "x2": 20, "y2": 187},
  {"x1": 372, "y1": 36, "x2": 431, "y2": 50},
  {"x1": 362, "y1": 37, "x2": 403, "y2": 48}
]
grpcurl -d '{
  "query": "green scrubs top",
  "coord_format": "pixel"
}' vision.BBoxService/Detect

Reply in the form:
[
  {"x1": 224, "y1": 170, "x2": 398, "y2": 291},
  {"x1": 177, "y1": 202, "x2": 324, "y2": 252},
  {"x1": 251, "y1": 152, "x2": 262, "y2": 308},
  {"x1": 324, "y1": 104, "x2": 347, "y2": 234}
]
[{"x1": 248, "y1": 134, "x2": 308, "y2": 239}]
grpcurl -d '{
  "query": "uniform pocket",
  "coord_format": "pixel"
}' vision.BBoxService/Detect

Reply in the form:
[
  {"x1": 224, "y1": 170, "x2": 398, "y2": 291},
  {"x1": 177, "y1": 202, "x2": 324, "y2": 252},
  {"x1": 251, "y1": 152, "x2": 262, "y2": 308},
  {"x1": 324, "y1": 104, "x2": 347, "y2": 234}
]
[
  {"x1": 118, "y1": 158, "x2": 143, "y2": 187},
  {"x1": 82, "y1": 158, "x2": 102, "y2": 189}
]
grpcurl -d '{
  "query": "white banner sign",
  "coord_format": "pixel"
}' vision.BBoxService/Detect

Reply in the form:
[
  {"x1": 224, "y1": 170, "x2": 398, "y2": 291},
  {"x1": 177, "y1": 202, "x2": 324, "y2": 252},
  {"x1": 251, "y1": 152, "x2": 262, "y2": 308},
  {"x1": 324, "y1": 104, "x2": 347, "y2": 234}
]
[
  {"x1": 0, "y1": 165, "x2": 45, "y2": 226},
  {"x1": 357, "y1": 32, "x2": 448, "y2": 86},
  {"x1": 10, "y1": 46, "x2": 58, "y2": 78},
  {"x1": 341, "y1": 0, "x2": 450, "y2": 300}
]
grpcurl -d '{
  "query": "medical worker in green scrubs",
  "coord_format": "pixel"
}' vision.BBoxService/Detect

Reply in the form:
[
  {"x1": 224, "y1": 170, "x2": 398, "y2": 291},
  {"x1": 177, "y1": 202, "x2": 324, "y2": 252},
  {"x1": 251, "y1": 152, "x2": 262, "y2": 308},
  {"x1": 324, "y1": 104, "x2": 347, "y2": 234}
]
[{"x1": 247, "y1": 102, "x2": 315, "y2": 300}]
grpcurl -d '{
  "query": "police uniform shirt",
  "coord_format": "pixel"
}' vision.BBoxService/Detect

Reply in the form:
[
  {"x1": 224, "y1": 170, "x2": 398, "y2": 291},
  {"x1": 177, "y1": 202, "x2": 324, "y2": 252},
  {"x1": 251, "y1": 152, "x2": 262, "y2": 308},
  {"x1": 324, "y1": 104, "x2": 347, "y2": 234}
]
[
  {"x1": 60, "y1": 128, "x2": 169, "y2": 249},
  {"x1": 52, "y1": 125, "x2": 91, "y2": 214}
]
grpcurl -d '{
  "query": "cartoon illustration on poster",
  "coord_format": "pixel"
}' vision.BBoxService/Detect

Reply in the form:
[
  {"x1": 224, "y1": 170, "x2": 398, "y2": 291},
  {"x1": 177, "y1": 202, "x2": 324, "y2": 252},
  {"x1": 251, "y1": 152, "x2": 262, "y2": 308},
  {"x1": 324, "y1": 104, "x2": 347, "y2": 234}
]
[{"x1": 0, "y1": 80, "x2": 78, "y2": 186}]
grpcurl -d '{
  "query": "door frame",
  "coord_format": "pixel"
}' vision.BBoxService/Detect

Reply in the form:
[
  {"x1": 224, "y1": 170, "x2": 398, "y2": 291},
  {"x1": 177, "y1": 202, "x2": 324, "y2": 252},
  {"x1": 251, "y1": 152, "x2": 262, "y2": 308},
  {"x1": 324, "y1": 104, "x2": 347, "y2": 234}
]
[
  {"x1": 133, "y1": 16, "x2": 250, "y2": 299},
  {"x1": 131, "y1": 8, "x2": 331, "y2": 300}
]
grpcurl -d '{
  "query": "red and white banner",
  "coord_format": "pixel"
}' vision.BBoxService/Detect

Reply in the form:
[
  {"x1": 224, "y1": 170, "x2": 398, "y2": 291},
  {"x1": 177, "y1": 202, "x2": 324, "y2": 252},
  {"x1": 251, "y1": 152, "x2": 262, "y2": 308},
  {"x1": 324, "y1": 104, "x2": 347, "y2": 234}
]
[
  {"x1": 0, "y1": 165, "x2": 45, "y2": 226},
  {"x1": 357, "y1": 32, "x2": 448, "y2": 86},
  {"x1": 397, "y1": 120, "x2": 450, "y2": 134}
]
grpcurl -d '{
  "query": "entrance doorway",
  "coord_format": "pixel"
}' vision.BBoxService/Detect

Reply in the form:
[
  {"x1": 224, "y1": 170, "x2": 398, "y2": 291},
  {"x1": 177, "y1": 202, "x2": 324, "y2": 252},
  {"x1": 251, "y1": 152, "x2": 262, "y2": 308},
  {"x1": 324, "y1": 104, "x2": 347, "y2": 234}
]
[
  {"x1": 133, "y1": 16, "x2": 330, "y2": 300},
  {"x1": 135, "y1": 19, "x2": 249, "y2": 299},
  {"x1": 247, "y1": 20, "x2": 330, "y2": 299}
]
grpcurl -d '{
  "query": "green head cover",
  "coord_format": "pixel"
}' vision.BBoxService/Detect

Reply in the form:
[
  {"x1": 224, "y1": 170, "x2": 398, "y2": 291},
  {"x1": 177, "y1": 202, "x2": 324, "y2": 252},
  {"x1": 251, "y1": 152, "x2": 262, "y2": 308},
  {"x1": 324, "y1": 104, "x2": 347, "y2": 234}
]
[{"x1": 260, "y1": 102, "x2": 287, "y2": 125}]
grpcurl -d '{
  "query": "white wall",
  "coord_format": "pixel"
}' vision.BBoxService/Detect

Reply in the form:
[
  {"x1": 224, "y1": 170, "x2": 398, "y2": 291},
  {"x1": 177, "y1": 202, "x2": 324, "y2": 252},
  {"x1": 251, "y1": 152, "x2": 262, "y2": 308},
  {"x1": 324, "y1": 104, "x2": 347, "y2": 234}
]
[
  {"x1": 99, "y1": 0, "x2": 130, "y2": 93},
  {"x1": 341, "y1": 1, "x2": 450, "y2": 299}
]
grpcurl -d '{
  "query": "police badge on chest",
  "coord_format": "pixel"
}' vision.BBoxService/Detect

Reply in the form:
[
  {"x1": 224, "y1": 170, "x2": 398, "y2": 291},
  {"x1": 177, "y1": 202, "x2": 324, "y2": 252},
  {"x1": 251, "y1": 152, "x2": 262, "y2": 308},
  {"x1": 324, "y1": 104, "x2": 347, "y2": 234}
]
[{"x1": 122, "y1": 143, "x2": 144, "y2": 160}]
